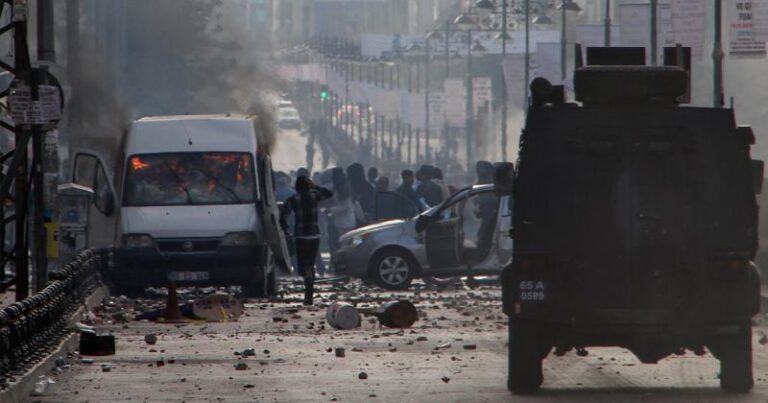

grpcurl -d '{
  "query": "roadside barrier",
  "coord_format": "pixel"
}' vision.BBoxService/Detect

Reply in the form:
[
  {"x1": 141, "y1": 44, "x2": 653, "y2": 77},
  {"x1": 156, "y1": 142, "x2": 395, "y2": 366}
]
[{"x1": 0, "y1": 248, "x2": 108, "y2": 385}]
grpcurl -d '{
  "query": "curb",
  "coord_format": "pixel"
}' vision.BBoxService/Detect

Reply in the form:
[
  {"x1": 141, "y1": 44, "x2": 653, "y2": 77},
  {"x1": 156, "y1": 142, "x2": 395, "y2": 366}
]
[{"x1": 0, "y1": 285, "x2": 109, "y2": 403}]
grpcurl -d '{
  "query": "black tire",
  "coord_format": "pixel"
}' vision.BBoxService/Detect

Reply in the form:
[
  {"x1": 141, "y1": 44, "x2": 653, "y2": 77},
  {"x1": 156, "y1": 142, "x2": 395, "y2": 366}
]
[
  {"x1": 507, "y1": 319, "x2": 545, "y2": 395},
  {"x1": 370, "y1": 248, "x2": 416, "y2": 290},
  {"x1": 718, "y1": 323, "x2": 754, "y2": 393}
]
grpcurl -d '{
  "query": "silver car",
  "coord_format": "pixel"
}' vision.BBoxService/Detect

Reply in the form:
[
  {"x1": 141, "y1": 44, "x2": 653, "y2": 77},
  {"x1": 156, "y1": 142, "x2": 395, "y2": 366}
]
[{"x1": 334, "y1": 184, "x2": 513, "y2": 290}]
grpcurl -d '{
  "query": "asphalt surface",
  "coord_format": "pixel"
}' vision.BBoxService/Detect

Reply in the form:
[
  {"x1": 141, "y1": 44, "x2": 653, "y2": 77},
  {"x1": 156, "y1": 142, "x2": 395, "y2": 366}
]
[{"x1": 19, "y1": 278, "x2": 768, "y2": 403}]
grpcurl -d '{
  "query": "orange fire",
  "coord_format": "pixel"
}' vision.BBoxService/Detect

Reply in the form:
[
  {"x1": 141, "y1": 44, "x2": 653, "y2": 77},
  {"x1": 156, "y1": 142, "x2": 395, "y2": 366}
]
[{"x1": 131, "y1": 157, "x2": 150, "y2": 170}]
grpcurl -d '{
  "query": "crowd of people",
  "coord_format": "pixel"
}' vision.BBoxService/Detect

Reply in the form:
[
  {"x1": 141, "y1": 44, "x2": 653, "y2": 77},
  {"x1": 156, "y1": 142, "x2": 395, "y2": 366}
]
[{"x1": 277, "y1": 161, "x2": 497, "y2": 304}]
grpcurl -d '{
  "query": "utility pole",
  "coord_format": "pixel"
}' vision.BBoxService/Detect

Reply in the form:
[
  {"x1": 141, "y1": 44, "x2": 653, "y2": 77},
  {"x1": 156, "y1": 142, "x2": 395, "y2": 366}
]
[
  {"x1": 500, "y1": 0, "x2": 508, "y2": 162},
  {"x1": 524, "y1": 0, "x2": 530, "y2": 108},
  {"x1": 464, "y1": 29, "x2": 474, "y2": 167},
  {"x1": 713, "y1": 0, "x2": 724, "y2": 108},
  {"x1": 604, "y1": 0, "x2": 611, "y2": 46},
  {"x1": 650, "y1": 0, "x2": 658, "y2": 65}
]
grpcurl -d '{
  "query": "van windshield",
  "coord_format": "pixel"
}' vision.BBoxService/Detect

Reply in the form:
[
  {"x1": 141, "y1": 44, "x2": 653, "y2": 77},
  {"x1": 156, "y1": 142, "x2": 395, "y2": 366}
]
[{"x1": 124, "y1": 152, "x2": 256, "y2": 206}]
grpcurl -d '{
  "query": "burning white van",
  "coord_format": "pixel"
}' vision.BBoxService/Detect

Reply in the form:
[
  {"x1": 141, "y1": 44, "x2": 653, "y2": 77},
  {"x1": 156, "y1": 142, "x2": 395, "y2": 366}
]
[{"x1": 72, "y1": 114, "x2": 290, "y2": 296}]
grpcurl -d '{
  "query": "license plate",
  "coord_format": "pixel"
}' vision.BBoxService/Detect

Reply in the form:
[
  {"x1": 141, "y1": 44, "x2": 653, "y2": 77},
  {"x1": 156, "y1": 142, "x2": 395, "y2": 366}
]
[{"x1": 168, "y1": 271, "x2": 210, "y2": 282}]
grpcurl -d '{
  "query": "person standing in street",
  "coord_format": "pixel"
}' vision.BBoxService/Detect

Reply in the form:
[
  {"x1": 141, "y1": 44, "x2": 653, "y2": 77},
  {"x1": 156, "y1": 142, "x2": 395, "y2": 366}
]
[
  {"x1": 395, "y1": 169, "x2": 418, "y2": 205},
  {"x1": 280, "y1": 176, "x2": 333, "y2": 305}
]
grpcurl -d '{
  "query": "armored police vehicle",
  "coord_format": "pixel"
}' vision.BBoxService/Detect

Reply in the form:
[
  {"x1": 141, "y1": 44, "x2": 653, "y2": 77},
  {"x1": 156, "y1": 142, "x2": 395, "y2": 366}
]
[{"x1": 502, "y1": 47, "x2": 764, "y2": 394}]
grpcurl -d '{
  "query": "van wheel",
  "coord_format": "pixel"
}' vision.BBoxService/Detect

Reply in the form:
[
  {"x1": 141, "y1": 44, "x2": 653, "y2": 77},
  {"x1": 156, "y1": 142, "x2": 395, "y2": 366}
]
[
  {"x1": 508, "y1": 319, "x2": 545, "y2": 395},
  {"x1": 370, "y1": 249, "x2": 415, "y2": 290},
  {"x1": 718, "y1": 323, "x2": 754, "y2": 393}
]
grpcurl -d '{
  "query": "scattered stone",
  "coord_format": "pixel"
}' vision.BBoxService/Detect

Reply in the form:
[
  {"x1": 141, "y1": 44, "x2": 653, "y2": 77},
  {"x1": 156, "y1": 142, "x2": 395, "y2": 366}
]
[
  {"x1": 80, "y1": 358, "x2": 94, "y2": 364},
  {"x1": 234, "y1": 362, "x2": 249, "y2": 370},
  {"x1": 441, "y1": 376, "x2": 450, "y2": 383},
  {"x1": 101, "y1": 363, "x2": 112, "y2": 372},
  {"x1": 462, "y1": 344, "x2": 477, "y2": 350},
  {"x1": 358, "y1": 371, "x2": 368, "y2": 380},
  {"x1": 759, "y1": 331, "x2": 768, "y2": 346},
  {"x1": 144, "y1": 334, "x2": 158, "y2": 345},
  {"x1": 416, "y1": 336, "x2": 428, "y2": 342},
  {"x1": 335, "y1": 347, "x2": 345, "y2": 358},
  {"x1": 351, "y1": 347, "x2": 363, "y2": 352},
  {"x1": 156, "y1": 360, "x2": 165, "y2": 367},
  {"x1": 242, "y1": 348, "x2": 256, "y2": 357},
  {"x1": 436, "y1": 342, "x2": 451, "y2": 349}
]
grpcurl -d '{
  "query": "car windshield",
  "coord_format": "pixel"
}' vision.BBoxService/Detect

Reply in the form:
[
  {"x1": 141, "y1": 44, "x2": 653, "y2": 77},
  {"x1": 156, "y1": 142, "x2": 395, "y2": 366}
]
[{"x1": 124, "y1": 152, "x2": 256, "y2": 206}]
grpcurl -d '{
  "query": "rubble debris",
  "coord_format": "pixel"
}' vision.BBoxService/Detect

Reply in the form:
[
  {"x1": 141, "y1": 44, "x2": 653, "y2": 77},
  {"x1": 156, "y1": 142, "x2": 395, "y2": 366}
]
[
  {"x1": 357, "y1": 372, "x2": 368, "y2": 380},
  {"x1": 192, "y1": 293, "x2": 244, "y2": 322},
  {"x1": 759, "y1": 331, "x2": 768, "y2": 345},
  {"x1": 436, "y1": 342, "x2": 452, "y2": 350},
  {"x1": 360, "y1": 300, "x2": 418, "y2": 329},
  {"x1": 242, "y1": 348, "x2": 256, "y2": 357},
  {"x1": 80, "y1": 358, "x2": 95, "y2": 364},
  {"x1": 80, "y1": 332, "x2": 116, "y2": 356},
  {"x1": 101, "y1": 363, "x2": 112, "y2": 372},
  {"x1": 335, "y1": 347, "x2": 345, "y2": 358},
  {"x1": 234, "y1": 362, "x2": 249, "y2": 370},
  {"x1": 326, "y1": 302, "x2": 361, "y2": 330},
  {"x1": 144, "y1": 334, "x2": 158, "y2": 345},
  {"x1": 441, "y1": 376, "x2": 451, "y2": 383},
  {"x1": 462, "y1": 344, "x2": 477, "y2": 350}
]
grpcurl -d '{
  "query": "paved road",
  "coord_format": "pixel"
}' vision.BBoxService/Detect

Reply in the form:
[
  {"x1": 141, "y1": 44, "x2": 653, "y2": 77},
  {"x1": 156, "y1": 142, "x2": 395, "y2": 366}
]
[
  {"x1": 270, "y1": 128, "x2": 332, "y2": 174},
  {"x1": 22, "y1": 282, "x2": 768, "y2": 403}
]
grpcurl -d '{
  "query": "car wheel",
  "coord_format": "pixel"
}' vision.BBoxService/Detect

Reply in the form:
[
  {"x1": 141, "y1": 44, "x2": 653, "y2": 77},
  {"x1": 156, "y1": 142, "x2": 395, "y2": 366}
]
[{"x1": 371, "y1": 249, "x2": 415, "y2": 290}]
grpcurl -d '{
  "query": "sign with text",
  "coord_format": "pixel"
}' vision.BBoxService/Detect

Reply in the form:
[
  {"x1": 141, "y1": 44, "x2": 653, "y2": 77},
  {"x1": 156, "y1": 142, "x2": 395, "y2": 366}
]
[
  {"x1": 729, "y1": 0, "x2": 767, "y2": 57},
  {"x1": 670, "y1": 0, "x2": 706, "y2": 58}
]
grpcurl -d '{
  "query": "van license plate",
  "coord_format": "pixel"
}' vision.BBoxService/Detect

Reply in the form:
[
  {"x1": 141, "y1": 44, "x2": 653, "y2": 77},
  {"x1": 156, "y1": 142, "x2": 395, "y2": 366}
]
[{"x1": 169, "y1": 271, "x2": 210, "y2": 282}]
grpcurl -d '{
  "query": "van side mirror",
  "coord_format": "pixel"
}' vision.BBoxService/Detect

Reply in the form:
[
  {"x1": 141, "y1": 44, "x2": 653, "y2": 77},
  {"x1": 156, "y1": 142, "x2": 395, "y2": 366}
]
[
  {"x1": 752, "y1": 160, "x2": 764, "y2": 194},
  {"x1": 104, "y1": 190, "x2": 115, "y2": 216}
]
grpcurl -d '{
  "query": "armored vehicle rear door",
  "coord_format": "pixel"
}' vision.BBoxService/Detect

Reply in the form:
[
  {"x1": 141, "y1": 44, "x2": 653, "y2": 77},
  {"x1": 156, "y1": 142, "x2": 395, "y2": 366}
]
[
  {"x1": 628, "y1": 130, "x2": 690, "y2": 310},
  {"x1": 569, "y1": 132, "x2": 633, "y2": 311}
]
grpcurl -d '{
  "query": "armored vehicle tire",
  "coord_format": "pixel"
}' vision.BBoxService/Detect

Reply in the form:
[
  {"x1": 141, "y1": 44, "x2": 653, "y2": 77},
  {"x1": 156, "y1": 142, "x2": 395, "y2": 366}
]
[
  {"x1": 718, "y1": 323, "x2": 754, "y2": 393},
  {"x1": 507, "y1": 319, "x2": 545, "y2": 394},
  {"x1": 370, "y1": 248, "x2": 416, "y2": 290}
]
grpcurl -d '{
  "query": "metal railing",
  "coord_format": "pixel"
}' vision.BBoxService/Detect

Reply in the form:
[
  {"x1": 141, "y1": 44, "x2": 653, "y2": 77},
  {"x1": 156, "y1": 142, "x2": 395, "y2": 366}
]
[{"x1": 0, "y1": 248, "x2": 108, "y2": 385}]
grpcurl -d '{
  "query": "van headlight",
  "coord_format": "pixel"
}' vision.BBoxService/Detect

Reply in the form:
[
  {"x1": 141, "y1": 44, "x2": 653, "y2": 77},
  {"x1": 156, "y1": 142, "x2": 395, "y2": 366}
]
[
  {"x1": 121, "y1": 234, "x2": 154, "y2": 248},
  {"x1": 221, "y1": 231, "x2": 258, "y2": 246},
  {"x1": 340, "y1": 233, "x2": 368, "y2": 249}
]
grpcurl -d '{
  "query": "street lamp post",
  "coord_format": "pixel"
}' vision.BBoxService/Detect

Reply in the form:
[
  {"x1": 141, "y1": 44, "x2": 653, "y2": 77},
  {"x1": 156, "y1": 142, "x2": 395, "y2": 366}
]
[
  {"x1": 500, "y1": 0, "x2": 508, "y2": 162},
  {"x1": 604, "y1": 0, "x2": 611, "y2": 46},
  {"x1": 559, "y1": 1, "x2": 581, "y2": 81},
  {"x1": 465, "y1": 29, "x2": 474, "y2": 166},
  {"x1": 424, "y1": 40, "x2": 431, "y2": 163}
]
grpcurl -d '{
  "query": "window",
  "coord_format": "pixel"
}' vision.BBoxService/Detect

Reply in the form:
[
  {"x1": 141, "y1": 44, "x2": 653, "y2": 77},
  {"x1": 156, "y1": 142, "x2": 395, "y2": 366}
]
[{"x1": 124, "y1": 152, "x2": 256, "y2": 206}]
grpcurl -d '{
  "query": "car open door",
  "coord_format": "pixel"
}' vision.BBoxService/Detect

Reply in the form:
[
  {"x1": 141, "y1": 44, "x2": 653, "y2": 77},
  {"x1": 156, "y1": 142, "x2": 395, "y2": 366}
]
[
  {"x1": 373, "y1": 191, "x2": 420, "y2": 222},
  {"x1": 424, "y1": 190, "x2": 469, "y2": 270},
  {"x1": 257, "y1": 155, "x2": 293, "y2": 273},
  {"x1": 71, "y1": 149, "x2": 118, "y2": 248}
]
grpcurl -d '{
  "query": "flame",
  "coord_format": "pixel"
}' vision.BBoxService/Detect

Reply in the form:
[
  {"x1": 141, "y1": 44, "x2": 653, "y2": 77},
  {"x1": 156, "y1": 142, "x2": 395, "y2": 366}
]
[{"x1": 131, "y1": 157, "x2": 150, "y2": 171}]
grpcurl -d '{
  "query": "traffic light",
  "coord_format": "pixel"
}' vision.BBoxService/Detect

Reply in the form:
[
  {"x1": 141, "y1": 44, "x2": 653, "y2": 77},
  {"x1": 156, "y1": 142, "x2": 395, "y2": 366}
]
[{"x1": 319, "y1": 85, "x2": 329, "y2": 100}]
